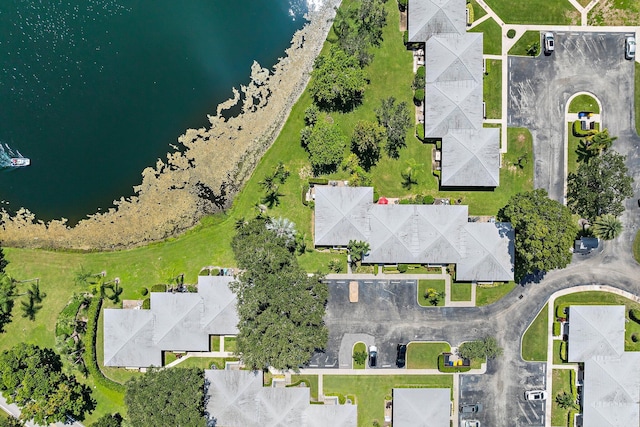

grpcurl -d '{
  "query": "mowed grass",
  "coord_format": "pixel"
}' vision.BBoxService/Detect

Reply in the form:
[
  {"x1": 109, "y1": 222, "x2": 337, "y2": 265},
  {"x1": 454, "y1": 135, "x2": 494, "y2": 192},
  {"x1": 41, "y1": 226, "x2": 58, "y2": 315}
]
[
  {"x1": 552, "y1": 340, "x2": 568, "y2": 364},
  {"x1": 353, "y1": 342, "x2": 367, "y2": 369},
  {"x1": 485, "y1": 0, "x2": 579, "y2": 24},
  {"x1": 451, "y1": 283, "x2": 472, "y2": 301},
  {"x1": 476, "y1": 282, "x2": 516, "y2": 306},
  {"x1": 521, "y1": 303, "x2": 548, "y2": 361},
  {"x1": 555, "y1": 291, "x2": 640, "y2": 351},
  {"x1": 634, "y1": 230, "x2": 640, "y2": 264},
  {"x1": 469, "y1": 0, "x2": 487, "y2": 20},
  {"x1": 636, "y1": 62, "x2": 640, "y2": 136},
  {"x1": 290, "y1": 374, "x2": 319, "y2": 400},
  {"x1": 418, "y1": 279, "x2": 446, "y2": 307},
  {"x1": 551, "y1": 369, "x2": 573, "y2": 426},
  {"x1": 407, "y1": 342, "x2": 450, "y2": 369},
  {"x1": 323, "y1": 375, "x2": 452, "y2": 427},
  {"x1": 484, "y1": 60, "x2": 502, "y2": 119},
  {"x1": 469, "y1": 18, "x2": 502, "y2": 55},
  {"x1": 568, "y1": 94, "x2": 600, "y2": 113},
  {"x1": 508, "y1": 31, "x2": 541, "y2": 56}
]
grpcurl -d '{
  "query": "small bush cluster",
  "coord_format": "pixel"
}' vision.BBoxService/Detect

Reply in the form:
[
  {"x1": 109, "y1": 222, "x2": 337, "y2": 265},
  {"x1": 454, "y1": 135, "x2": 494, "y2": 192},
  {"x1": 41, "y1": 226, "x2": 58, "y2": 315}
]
[
  {"x1": 397, "y1": 264, "x2": 409, "y2": 273},
  {"x1": 151, "y1": 284, "x2": 166, "y2": 293},
  {"x1": 140, "y1": 287, "x2": 149, "y2": 295},
  {"x1": 309, "y1": 178, "x2": 329, "y2": 185},
  {"x1": 553, "y1": 321, "x2": 561, "y2": 336},
  {"x1": 572, "y1": 120, "x2": 598, "y2": 137},
  {"x1": 630, "y1": 309, "x2": 640, "y2": 323},
  {"x1": 507, "y1": 29, "x2": 516, "y2": 39}
]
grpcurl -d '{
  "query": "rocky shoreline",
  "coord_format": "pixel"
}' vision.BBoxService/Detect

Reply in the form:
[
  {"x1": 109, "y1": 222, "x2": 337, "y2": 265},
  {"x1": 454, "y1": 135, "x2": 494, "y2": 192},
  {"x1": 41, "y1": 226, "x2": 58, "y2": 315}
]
[{"x1": 0, "y1": 1, "x2": 341, "y2": 250}]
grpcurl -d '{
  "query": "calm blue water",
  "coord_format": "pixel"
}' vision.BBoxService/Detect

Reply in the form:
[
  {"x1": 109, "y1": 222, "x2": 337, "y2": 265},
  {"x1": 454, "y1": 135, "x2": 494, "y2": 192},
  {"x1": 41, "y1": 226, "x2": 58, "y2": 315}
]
[{"x1": 0, "y1": 0, "x2": 308, "y2": 223}]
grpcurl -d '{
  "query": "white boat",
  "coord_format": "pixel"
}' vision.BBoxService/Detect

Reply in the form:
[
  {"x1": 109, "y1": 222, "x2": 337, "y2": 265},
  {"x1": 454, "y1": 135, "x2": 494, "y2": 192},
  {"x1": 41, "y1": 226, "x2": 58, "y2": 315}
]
[{"x1": 10, "y1": 158, "x2": 30, "y2": 167}]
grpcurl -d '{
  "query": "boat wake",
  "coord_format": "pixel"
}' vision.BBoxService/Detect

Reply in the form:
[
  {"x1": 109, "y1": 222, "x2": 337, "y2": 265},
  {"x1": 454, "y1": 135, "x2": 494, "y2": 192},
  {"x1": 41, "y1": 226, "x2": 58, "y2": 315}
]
[{"x1": 0, "y1": 144, "x2": 30, "y2": 169}]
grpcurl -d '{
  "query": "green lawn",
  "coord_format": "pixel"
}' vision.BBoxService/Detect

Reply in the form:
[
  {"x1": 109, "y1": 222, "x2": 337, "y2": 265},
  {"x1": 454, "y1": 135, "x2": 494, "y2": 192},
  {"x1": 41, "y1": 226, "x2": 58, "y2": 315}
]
[
  {"x1": 451, "y1": 283, "x2": 472, "y2": 301},
  {"x1": 552, "y1": 340, "x2": 568, "y2": 364},
  {"x1": 171, "y1": 357, "x2": 239, "y2": 370},
  {"x1": 485, "y1": 0, "x2": 579, "y2": 24},
  {"x1": 323, "y1": 375, "x2": 452, "y2": 427},
  {"x1": 508, "y1": 31, "x2": 541, "y2": 56},
  {"x1": 210, "y1": 336, "x2": 221, "y2": 352},
  {"x1": 353, "y1": 342, "x2": 367, "y2": 369},
  {"x1": 406, "y1": 342, "x2": 451, "y2": 369},
  {"x1": 418, "y1": 279, "x2": 446, "y2": 307},
  {"x1": 469, "y1": 18, "x2": 502, "y2": 55},
  {"x1": 476, "y1": 282, "x2": 516, "y2": 306},
  {"x1": 567, "y1": 122, "x2": 580, "y2": 175},
  {"x1": 568, "y1": 94, "x2": 600, "y2": 113},
  {"x1": 636, "y1": 62, "x2": 640, "y2": 136},
  {"x1": 555, "y1": 291, "x2": 640, "y2": 351},
  {"x1": 224, "y1": 336, "x2": 237, "y2": 353},
  {"x1": 469, "y1": 0, "x2": 487, "y2": 20},
  {"x1": 290, "y1": 374, "x2": 319, "y2": 400},
  {"x1": 634, "y1": 230, "x2": 640, "y2": 264},
  {"x1": 483, "y1": 60, "x2": 502, "y2": 119},
  {"x1": 551, "y1": 369, "x2": 573, "y2": 426},
  {"x1": 522, "y1": 303, "x2": 548, "y2": 361}
]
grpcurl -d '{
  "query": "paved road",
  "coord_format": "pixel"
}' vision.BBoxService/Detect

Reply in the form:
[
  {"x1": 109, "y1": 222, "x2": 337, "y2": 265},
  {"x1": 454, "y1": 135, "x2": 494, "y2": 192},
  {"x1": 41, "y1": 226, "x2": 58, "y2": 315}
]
[{"x1": 508, "y1": 32, "x2": 638, "y2": 202}]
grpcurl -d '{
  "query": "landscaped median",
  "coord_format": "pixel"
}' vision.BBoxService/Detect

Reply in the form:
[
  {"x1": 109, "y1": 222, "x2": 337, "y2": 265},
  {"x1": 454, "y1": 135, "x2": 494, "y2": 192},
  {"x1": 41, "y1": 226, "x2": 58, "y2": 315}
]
[
  {"x1": 521, "y1": 303, "x2": 548, "y2": 362},
  {"x1": 417, "y1": 279, "x2": 445, "y2": 307},
  {"x1": 406, "y1": 341, "x2": 450, "y2": 369},
  {"x1": 353, "y1": 342, "x2": 367, "y2": 369}
]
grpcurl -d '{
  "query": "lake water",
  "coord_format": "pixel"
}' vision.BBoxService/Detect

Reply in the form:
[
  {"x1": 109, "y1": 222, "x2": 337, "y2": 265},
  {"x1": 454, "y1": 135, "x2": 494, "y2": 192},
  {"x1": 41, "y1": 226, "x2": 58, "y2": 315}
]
[{"x1": 0, "y1": 0, "x2": 309, "y2": 223}]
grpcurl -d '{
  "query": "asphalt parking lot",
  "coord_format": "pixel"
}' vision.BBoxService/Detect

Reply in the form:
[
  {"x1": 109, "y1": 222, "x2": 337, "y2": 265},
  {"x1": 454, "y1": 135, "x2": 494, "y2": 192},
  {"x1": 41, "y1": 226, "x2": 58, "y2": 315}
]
[{"x1": 508, "y1": 32, "x2": 638, "y2": 202}]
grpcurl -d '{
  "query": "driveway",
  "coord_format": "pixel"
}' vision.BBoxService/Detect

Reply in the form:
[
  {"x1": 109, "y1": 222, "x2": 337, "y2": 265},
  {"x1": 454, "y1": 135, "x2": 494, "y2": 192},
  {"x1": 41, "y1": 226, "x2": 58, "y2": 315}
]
[{"x1": 508, "y1": 32, "x2": 638, "y2": 202}]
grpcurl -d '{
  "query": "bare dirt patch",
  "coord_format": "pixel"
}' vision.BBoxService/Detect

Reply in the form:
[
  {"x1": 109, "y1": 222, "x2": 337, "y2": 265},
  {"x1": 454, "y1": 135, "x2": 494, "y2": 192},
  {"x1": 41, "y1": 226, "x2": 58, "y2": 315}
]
[{"x1": 588, "y1": 0, "x2": 640, "y2": 25}]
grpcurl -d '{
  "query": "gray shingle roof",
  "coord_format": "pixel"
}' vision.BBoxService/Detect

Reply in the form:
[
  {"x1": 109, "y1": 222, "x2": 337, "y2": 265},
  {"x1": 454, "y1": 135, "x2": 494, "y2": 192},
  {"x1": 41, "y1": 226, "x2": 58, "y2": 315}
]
[
  {"x1": 205, "y1": 370, "x2": 357, "y2": 427},
  {"x1": 568, "y1": 305, "x2": 625, "y2": 363},
  {"x1": 424, "y1": 34, "x2": 483, "y2": 138},
  {"x1": 441, "y1": 128, "x2": 500, "y2": 187},
  {"x1": 392, "y1": 388, "x2": 450, "y2": 427},
  {"x1": 408, "y1": 0, "x2": 466, "y2": 42},
  {"x1": 104, "y1": 275, "x2": 238, "y2": 367},
  {"x1": 314, "y1": 186, "x2": 514, "y2": 281}
]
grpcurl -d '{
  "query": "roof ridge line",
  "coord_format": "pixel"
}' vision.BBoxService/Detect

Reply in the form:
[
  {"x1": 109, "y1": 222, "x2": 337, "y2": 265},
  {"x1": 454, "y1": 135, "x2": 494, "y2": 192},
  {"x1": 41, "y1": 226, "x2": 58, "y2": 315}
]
[{"x1": 105, "y1": 312, "x2": 154, "y2": 365}]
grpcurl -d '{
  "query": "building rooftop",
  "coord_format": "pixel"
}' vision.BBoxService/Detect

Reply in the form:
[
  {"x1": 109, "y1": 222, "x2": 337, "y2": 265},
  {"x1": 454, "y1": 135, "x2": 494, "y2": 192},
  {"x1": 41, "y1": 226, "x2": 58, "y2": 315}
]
[
  {"x1": 314, "y1": 186, "x2": 514, "y2": 282},
  {"x1": 408, "y1": 0, "x2": 466, "y2": 42},
  {"x1": 392, "y1": 388, "x2": 450, "y2": 427},
  {"x1": 441, "y1": 128, "x2": 500, "y2": 187},
  {"x1": 568, "y1": 305, "x2": 625, "y2": 363},
  {"x1": 205, "y1": 370, "x2": 357, "y2": 427},
  {"x1": 103, "y1": 275, "x2": 238, "y2": 368}
]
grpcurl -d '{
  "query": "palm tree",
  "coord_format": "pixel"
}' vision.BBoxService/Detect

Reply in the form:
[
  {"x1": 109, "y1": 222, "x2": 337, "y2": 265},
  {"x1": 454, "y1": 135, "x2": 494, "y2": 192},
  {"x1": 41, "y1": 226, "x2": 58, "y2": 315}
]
[
  {"x1": 20, "y1": 296, "x2": 41, "y2": 321},
  {"x1": 347, "y1": 240, "x2": 370, "y2": 264},
  {"x1": 266, "y1": 217, "x2": 297, "y2": 244},
  {"x1": 592, "y1": 214, "x2": 623, "y2": 240},
  {"x1": 555, "y1": 392, "x2": 578, "y2": 410},
  {"x1": 0, "y1": 273, "x2": 16, "y2": 319},
  {"x1": 401, "y1": 159, "x2": 423, "y2": 190},
  {"x1": 585, "y1": 129, "x2": 617, "y2": 154},
  {"x1": 26, "y1": 282, "x2": 46, "y2": 304}
]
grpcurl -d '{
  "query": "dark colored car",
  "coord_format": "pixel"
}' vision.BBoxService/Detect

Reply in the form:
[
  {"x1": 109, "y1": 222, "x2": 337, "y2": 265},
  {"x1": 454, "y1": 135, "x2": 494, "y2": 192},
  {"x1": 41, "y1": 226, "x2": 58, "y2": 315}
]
[
  {"x1": 460, "y1": 403, "x2": 483, "y2": 414},
  {"x1": 369, "y1": 345, "x2": 378, "y2": 368},
  {"x1": 396, "y1": 344, "x2": 407, "y2": 368}
]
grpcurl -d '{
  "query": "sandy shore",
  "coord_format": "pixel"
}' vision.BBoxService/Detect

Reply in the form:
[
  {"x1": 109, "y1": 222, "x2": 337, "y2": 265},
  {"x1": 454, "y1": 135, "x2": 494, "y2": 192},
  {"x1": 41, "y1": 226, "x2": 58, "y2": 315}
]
[{"x1": 0, "y1": 1, "x2": 341, "y2": 250}]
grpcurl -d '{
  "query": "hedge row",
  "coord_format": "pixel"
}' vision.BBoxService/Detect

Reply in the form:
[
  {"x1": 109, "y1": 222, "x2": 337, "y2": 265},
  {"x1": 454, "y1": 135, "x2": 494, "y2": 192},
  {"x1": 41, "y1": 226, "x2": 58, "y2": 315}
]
[
  {"x1": 630, "y1": 308, "x2": 640, "y2": 323},
  {"x1": 572, "y1": 120, "x2": 597, "y2": 137},
  {"x1": 84, "y1": 297, "x2": 125, "y2": 393}
]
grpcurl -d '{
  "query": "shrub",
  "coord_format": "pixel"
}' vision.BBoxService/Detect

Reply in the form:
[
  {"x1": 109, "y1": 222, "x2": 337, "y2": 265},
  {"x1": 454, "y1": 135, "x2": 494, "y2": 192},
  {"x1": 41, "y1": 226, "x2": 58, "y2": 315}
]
[
  {"x1": 140, "y1": 287, "x2": 149, "y2": 296},
  {"x1": 301, "y1": 183, "x2": 310, "y2": 206},
  {"x1": 553, "y1": 322, "x2": 561, "y2": 336},
  {"x1": 633, "y1": 333, "x2": 639, "y2": 343},
  {"x1": 466, "y1": 3, "x2": 474, "y2": 24},
  {"x1": 423, "y1": 195, "x2": 435, "y2": 204},
  {"x1": 416, "y1": 123, "x2": 425, "y2": 141},
  {"x1": 416, "y1": 66, "x2": 425, "y2": 78},
  {"x1": 397, "y1": 264, "x2": 409, "y2": 273},
  {"x1": 399, "y1": 199, "x2": 411, "y2": 205},
  {"x1": 572, "y1": 120, "x2": 598, "y2": 137},
  {"x1": 353, "y1": 350, "x2": 367, "y2": 365},
  {"x1": 507, "y1": 29, "x2": 516, "y2": 39},
  {"x1": 142, "y1": 298, "x2": 150, "y2": 309},
  {"x1": 151, "y1": 284, "x2": 166, "y2": 293},
  {"x1": 211, "y1": 268, "x2": 220, "y2": 276},
  {"x1": 414, "y1": 89, "x2": 425, "y2": 102},
  {"x1": 397, "y1": 0, "x2": 408, "y2": 11},
  {"x1": 630, "y1": 309, "x2": 640, "y2": 323},
  {"x1": 309, "y1": 178, "x2": 329, "y2": 185},
  {"x1": 84, "y1": 297, "x2": 125, "y2": 393},
  {"x1": 198, "y1": 269, "x2": 209, "y2": 276},
  {"x1": 403, "y1": 30, "x2": 408, "y2": 45},
  {"x1": 328, "y1": 259, "x2": 344, "y2": 273}
]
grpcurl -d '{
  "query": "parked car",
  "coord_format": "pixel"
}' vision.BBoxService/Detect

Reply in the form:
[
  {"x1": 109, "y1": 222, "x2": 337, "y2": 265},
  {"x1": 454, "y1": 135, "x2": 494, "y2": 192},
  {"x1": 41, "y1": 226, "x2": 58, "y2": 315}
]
[
  {"x1": 369, "y1": 345, "x2": 378, "y2": 368},
  {"x1": 544, "y1": 32, "x2": 555, "y2": 53},
  {"x1": 626, "y1": 36, "x2": 636, "y2": 60},
  {"x1": 463, "y1": 421, "x2": 481, "y2": 427},
  {"x1": 396, "y1": 344, "x2": 407, "y2": 368},
  {"x1": 525, "y1": 390, "x2": 548, "y2": 401},
  {"x1": 459, "y1": 403, "x2": 483, "y2": 413}
]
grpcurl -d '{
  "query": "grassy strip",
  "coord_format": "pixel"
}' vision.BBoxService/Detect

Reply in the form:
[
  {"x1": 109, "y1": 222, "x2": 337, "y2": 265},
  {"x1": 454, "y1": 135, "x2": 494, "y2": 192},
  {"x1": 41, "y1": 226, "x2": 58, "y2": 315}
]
[
  {"x1": 353, "y1": 342, "x2": 367, "y2": 369},
  {"x1": 417, "y1": 279, "x2": 445, "y2": 307},
  {"x1": 508, "y1": 31, "x2": 540, "y2": 56},
  {"x1": 210, "y1": 336, "x2": 220, "y2": 352},
  {"x1": 555, "y1": 291, "x2": 640, "y2": 351},
  {"x1": 568, "y1": 94, "x2": 599, "y2": 113},
  {"x1": 323, "y1": 375, "x2": 452, "y2": 427},
  {"x1": 634, "y1": 230, "x2": 640, "y2": 264},
  {"x1": 552, "y1": 340, "x2": 568, "y2": 364},
  {"x1": 483, "y1": 59, "x2": 502, "y2": 119},
  {"x1": 224, "y1": 336, "x2": 237, "y2": 353},
  {"x1": 522, "y1": 303, "x2": 548, "y2": 361},
  {"x1": 485, "y1": 0, "x2": 578, "y2": 24},
  {"x1": 476, "y1": 282, "x2": 515, "y2": 306},
  {"x1": 171, "y1": 357, "x2": 239, "y2": 370},
  {"x1": 451, "y1": 283, "x2": 472, "y2": 301},
  {"x1": 469, "y1": 0, "x2": 487, "y2": 20},
  {"x1": 636, "y1": 62, "x2": 640, "y2": 136},
  {"x1": 290, "y1": 375, "x2": 319, "y2": 400},
  {"x1": 551, "y1": 369, "x2": 572, "y2": 426},
  {"x1": 469, "y1": 18, "x2": 502, "y2": 55},
  {"x1": 406, "y1": 342, "x2": 450, "y2": 369}
]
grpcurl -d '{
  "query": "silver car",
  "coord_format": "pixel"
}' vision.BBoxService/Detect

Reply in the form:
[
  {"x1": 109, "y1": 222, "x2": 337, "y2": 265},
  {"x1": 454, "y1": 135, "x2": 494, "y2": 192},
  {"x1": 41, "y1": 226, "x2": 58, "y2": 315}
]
[
  {"x1": 544, "y1": 32, "x2": 555, "y2": 53},
  {"x1": 626, "y1": 36, "x2": 636, "y2": 60}
]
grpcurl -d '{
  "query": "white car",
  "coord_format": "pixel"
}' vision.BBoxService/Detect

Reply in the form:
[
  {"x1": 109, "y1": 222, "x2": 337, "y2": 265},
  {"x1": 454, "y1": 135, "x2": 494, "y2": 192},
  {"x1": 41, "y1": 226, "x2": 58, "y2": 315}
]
[
  {"x1": 626, "y1": 36, "x2": 636, "y2": 60},
  {"x1": 463, "y1": 421, "x2": 481, "y2": 427},
  {"x1": 525, "y1": 390, "x2": 548, "y2": 401},
  {"x1": 544, "y1": 32, "x2": 555, "y2": 53}
]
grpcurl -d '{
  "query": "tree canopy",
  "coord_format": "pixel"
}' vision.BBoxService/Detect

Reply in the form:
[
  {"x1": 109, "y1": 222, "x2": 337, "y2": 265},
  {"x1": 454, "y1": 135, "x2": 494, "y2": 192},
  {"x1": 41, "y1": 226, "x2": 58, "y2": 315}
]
[
  {"x1": 458, "y1": 337, "x2": 503, "y2": 360},
  {"x1": 309, "y1": 46, "x2": 367, "y2": 111},
  {"x1": 351, "y1": 120, "x2": 385, "y2": 170},
  {"x1": 498, "y1": 189, "x2": 578, "y2": 282},
  {"x1": 0, "y1": 241, "x2": 7, "y2": 274},
  {"x1": 375, "y1": 97, "x2": 411, "y2": 158},
  {"x1": 304, "y1": 116, "x2": 347, "y2": 174},
  {"x1": 567, "y1": 150, "x2": 633, "y2": 220},
  {"x1": 90, "y1": 413, "x2": 123, "y2": 427},
  {"x1": 124, "y1": 368, "x2": 205, "y2": 427},
  {"x1": 231, "y1": 219, "x2": 328, "y2": 370},
  {"x1": 0, "y1": 343, "x2": 95, "y2": 425}
]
